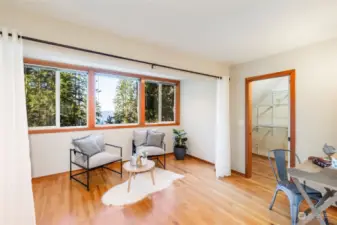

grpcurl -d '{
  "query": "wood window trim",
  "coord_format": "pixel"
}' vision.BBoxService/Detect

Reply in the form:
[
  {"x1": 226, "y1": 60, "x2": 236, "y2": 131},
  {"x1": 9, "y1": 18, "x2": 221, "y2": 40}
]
[{"x1": 25, "y1": 58, "x2": 180, "y2": 135}]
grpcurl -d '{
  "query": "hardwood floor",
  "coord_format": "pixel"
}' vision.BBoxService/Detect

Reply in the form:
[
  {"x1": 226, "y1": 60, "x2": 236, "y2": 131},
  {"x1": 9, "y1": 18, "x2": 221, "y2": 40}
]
[{"x1": 32, "y1": 155, "x2": 337, "y2": 225}]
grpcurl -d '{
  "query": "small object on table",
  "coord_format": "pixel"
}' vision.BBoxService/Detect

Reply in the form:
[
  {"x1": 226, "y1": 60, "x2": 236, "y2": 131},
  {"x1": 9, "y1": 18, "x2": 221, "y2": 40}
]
[
  {"x1": 330, "y1": 153, "x2": 337, "y2": 169},
  {"x1": 322, "y1": 143, "x2": 336, "y2": 158},
  {"x1": 123, "y1": 160, "x2": 155, "y2": 193},
  {"x1": 309, "y1": 156, "x2": 331, "y2": 168}
]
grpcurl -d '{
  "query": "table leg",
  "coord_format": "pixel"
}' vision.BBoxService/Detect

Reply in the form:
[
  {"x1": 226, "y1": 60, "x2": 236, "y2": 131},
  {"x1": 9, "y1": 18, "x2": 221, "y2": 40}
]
[
  {"x1": 150, "y1": 168, "x2": 155, "y2": 185},
  {"x1": 292, "y1": 177, "x2": 326, "y2": 225},
  {"x1": 127, "y1": 172, "x2": 133, "y2": 193}
]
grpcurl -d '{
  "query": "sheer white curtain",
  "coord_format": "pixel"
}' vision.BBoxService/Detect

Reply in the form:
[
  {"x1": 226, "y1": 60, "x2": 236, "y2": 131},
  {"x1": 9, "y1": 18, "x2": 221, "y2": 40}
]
[
  {"x1": 0, "y1": 29, "x2": 36, "y2": 225},
  {"x1": 215, "y1": 76, "x2": 231, "y2": 178}
]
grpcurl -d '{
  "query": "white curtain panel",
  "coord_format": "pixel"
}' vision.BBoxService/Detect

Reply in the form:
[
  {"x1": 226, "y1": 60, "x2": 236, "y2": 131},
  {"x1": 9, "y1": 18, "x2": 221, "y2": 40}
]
[
  {"x1": 0, "y1": 29, "x2": 36, "y2": 225},
  {"x1": 215, "y1": 76, "x2": 231, "y2": 178}
]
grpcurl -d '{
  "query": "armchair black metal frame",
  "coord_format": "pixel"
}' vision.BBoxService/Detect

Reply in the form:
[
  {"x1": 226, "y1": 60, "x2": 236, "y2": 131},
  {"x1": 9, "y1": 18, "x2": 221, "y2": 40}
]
[
  {"x1": 132, "y1": 140, "x2": 166, "y2": 169},
  {"x1": 70, "y1": 144, "x2": 123, "y2": 191}
]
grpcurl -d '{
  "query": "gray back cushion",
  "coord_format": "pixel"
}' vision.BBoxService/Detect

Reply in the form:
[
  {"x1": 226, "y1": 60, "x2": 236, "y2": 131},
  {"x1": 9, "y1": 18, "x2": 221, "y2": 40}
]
[
  {"x1": 146, "y1": 130, "x2": 165, "y2": 148},
  {"x1": 93, "y1": 133, "x2": 105, "y2": 152},
  {"x1": 72, "y1": 135, "x2": 101, "y2": 158},
  {"x1": 133, "y1": 130, "x2": 148, "y2": 147}
]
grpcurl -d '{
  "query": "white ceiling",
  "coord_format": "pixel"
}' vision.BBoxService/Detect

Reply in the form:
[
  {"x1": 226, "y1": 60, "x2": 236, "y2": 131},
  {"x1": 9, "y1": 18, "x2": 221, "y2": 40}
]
[{"x1": 4, "y1": 0, "x2": 337, "y2": 64}]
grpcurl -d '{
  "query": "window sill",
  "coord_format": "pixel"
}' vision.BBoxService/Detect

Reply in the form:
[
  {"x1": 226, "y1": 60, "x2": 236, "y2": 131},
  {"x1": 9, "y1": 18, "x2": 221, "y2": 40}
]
[{"x1": 28, "y1": 122, "x2": 180, "y2": 134}]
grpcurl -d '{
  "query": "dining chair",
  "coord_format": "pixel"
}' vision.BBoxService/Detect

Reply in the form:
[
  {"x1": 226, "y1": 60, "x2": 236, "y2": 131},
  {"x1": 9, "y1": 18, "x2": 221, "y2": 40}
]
[{"x1": 268, "y1": 149, "x2": 329, "y2": 225}]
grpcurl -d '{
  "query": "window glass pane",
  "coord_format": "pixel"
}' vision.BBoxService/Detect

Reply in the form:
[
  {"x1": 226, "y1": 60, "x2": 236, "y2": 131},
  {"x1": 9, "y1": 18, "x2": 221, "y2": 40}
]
[
  {"x1": 25, "y1": 65, "x2": 56, "y2": 127},
  {"x1": 162, "y1": 84, "x2": 175, "y2": 122},
  {"x1": 60, "y1": 70, "x2": 88, "y2": 127},
  {"x1": 145, "y1": 82, "x2": 159, "y2": 123},
  {"x1": 95, "y1": 74, "x2": 139, "y2": 125}
]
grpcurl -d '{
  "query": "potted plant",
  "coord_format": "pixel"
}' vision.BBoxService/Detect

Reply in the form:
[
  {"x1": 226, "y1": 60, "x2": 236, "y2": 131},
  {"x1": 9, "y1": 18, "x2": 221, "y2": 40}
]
[{"x1": 173, "y1": 129, "x2": 188, "y2": 160}]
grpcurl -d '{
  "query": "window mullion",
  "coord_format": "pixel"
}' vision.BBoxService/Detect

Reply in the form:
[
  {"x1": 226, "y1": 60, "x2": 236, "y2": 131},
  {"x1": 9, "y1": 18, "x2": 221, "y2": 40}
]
[
  {"x1": 174, "y1": 85, "x2": 176, "y2": 123},
  {"x1": 55, "y1": 71, "x2": 60, "y2": 127},
  {"x1": 158, "y1": 83, "x2": 162, "y2": 122}
]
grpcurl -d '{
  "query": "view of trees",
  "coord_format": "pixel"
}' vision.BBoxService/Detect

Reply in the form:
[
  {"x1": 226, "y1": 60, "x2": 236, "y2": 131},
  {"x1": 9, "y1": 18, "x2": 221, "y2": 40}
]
[
  {"x1": 145, "y1": 82, "x2": 159, "y2": 123},
  {"x1": 60, "y1": 71, "x2": 88, "y2": 127},
  {"x1": 25, "y1": 66, "x2": 88, "y2": 127},
  {"x1": 25, "y1": 65, "x2": 175, "y2": 128},
  {"x1": 25, "y1": 66, "x2": 56, "y2": 127},
  {"x1": 95, "y1": 75, "x2": 139, "y2": 125},
  {"x1": 111, "y1": 79, "x2": 138, "y2": 124},
  {"x1": 161, "y1": 84, "x2": 175, "y2": 121}
]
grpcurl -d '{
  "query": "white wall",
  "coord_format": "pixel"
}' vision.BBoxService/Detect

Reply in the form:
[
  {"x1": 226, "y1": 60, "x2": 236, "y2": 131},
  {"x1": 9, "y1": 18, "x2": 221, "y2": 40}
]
[
  {"x1": 230, "y1": 37, "x2": 337, "y2": 173},
  {"x1": 0, "y1": 7, "x2": 228, "y2": 177},
  {"x1": 181, "y1": 78, "x2": 218, "y2": 163},
  {"x1": 29, "y1": 127, "x2": 177, "y2": 177}
]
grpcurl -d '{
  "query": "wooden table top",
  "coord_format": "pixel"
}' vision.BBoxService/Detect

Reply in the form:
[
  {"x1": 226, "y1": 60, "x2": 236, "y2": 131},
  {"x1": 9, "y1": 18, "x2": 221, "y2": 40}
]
[
  {"x1": 295, "y1": 160, "x2": 322, "y2": 173},
  {"x1": 123, "y1": 160, "x2": 155, "y2": 173},
  {"x1": 289, "y1": 160, "x2": 337, "y2": 190}
]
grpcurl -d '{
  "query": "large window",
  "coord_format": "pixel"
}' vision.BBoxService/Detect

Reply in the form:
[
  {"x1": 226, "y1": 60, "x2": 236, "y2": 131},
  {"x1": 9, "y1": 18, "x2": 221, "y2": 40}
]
[
  {"x1": 145, "y1": 81, "x2": 175, "y2": 123},
  {"x1": 24, "y1": 65, "x2": 88, "y2": 128},
  {"x1": 24, "y1": 59, "x2": 180, "y2": 134},
  {"x1": 95, "y1": 73, "x2": 139, "y2": 125}
]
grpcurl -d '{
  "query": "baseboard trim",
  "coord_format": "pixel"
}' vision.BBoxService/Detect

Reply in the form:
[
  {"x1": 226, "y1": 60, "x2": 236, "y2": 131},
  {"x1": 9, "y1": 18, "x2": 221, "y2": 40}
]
[
  {"x1": 186, "y1": 154, "x2": 214, "y2": 165},
  {"x1": 186, "y1": 154, "x2": 245, "y2": 177},
  {"x1": 33, "y1": 153, "x2": 174, "y2": 180}
]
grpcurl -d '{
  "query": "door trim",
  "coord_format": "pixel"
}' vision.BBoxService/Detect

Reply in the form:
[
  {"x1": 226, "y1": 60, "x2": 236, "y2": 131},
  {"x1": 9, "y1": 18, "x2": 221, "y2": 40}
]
[{"x1": 245, "y1": 69, "x2": 296, "y2": 178}]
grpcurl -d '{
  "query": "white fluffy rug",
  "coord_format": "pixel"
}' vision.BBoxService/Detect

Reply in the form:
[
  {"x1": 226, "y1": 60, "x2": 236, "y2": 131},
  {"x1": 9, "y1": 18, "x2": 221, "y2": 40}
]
[{"x1": 102, "y1": 168, "x2": 184, "y2": 206}]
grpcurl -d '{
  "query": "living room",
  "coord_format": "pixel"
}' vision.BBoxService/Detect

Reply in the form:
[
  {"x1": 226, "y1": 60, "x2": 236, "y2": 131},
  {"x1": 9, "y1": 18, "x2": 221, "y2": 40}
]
[{"x1": 2, "y1": 1, "x2": 337, "y2": 225}]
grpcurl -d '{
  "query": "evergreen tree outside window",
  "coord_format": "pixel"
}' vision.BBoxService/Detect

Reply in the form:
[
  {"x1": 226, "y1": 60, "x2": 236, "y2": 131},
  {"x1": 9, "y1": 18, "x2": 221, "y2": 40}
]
[
  {"x1": 25, "y1": 65, "x2": 56, "y2": 127},
  {"x1": 95, "y1": 73, "x2": 139, "y2": 125},
  {"x1": 24, "y1": 65, "x2": 88, "y2": 128},
  {"x1": 145, "y1": 82, "x2": 159, "y2": 123},
  {"x1": 60, "y1": 70, "x2": 88, "y2": 127},
  {"x1": 161, "y1": 84, "x2": 175, "y2": 122},
  {"x1": 145, "y1": 81, "x2": 175, "y2": 123},
  {"x1": 24, "y1": 60, "x2": 179, "y2": 133}
]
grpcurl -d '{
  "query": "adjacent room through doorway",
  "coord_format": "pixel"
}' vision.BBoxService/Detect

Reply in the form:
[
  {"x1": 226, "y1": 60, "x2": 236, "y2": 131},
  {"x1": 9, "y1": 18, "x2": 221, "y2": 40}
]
[
  {"x1": 251, "y1": 76, "x2": 289, "y2": 179},
  {"x1": 245, "y1": 70, "x2": 296, "y2": 178}
]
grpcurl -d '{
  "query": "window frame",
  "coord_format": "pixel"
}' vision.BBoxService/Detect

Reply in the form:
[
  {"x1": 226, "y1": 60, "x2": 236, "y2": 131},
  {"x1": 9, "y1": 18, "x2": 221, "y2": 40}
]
[
  {"x1": 25, "y1": 58, "x2": 180, "y2": 134},
  {"x1": 94, "y1": 72, "x2": 140, "y2": 127},
  {"x1": 145, "y1": 80, "x2": 177, "y2": 125}
]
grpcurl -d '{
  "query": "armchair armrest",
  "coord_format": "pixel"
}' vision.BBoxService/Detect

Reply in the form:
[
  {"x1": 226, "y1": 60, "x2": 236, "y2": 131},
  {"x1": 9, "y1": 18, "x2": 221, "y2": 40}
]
[
  {"x1": 162, "y1": 141, "x2": 166, "y2": 152},
  {"x1": 105, "y1": 143, "x2": 123, "y2": 157},
  {"x1": 70, "y1": 148, "x2": 89, "y2": 162}
]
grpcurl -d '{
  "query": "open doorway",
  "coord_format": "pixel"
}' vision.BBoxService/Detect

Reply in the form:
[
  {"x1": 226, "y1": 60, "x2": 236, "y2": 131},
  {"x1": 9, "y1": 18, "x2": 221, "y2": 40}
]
[{"x1": 245, "y1": 70, "x2": 296, "y2": 178}]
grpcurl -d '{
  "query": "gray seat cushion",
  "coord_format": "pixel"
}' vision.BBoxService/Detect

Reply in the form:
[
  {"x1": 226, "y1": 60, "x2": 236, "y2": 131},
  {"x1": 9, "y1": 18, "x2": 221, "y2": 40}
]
[
  {"x1": 75, "y1": 152, "x2": 121, "y2": 169},
  {"x1": 136, "y1": 146, "x2": 165, "y2": 156}
]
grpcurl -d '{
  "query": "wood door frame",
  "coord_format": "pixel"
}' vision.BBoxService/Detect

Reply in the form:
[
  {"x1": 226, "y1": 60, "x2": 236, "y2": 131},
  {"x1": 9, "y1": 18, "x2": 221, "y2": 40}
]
[{"x1": 245, "y1": 69, "x2": 296, "y2": 178}]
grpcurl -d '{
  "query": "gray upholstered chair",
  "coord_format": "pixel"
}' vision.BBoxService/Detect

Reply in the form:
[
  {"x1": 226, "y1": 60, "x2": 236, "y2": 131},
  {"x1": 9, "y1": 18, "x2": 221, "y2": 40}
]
[
  {"x1": 268, "y1": 149, "x2": 328, "y2": 225},
  {"x1": 132, "y1": 130, "x2": 166, "y2": 169},
  {"x1": 70, "y1": 135, "x2": 122, "y2": 191}
]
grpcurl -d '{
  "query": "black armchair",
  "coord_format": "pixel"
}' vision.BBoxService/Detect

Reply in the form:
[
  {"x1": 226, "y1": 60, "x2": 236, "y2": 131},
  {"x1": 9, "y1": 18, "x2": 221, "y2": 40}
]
[{"x1": 70, "y1": 143, "x2": 123, "y2": 191}]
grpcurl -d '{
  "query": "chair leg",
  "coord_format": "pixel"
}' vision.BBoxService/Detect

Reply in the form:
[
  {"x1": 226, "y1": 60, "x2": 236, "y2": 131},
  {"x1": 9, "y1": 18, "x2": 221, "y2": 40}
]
[
  {"x1": 269, "y1": 188, "x2": 279, "y2": 210},
  {"x1": 323, "y1": 210, "x2": 329, "y2": 225},
  {"x1": 290, "y1": 203, "x2": 300, "y2": 225},
  {"x1": 86, "y1": 169, "x2": 90, "y2": 191},
  {"x1": 164, "y1": 153, "x2": 166, "y2": 169},
  {"x1": 120, "y1": 160, "x2": 123, "y2": 178},
  {"x1": 69, "y1": 151, "x2": 72, "y2": 180}
]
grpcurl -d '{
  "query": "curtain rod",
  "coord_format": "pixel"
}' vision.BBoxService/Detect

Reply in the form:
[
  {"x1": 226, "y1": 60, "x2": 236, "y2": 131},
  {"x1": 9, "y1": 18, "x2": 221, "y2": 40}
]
[{"x1": 1, "y1": 32, "x2": 222, "y2": 79}]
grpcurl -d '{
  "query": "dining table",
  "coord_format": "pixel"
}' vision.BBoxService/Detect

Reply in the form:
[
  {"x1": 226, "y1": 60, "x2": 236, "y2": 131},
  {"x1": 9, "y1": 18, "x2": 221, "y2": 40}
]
[{"x1": 288, "y1": 160, "x2": 337, "y2": 225}]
